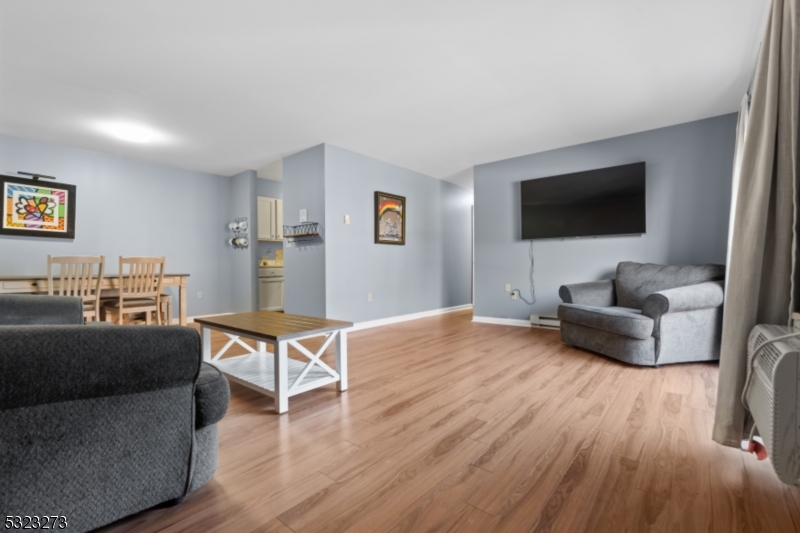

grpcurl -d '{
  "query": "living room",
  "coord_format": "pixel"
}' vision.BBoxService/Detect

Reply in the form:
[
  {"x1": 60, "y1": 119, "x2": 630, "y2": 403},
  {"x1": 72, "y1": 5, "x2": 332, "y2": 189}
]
[{"x1": 2, "y1": 1, "x2": 798, "y2": 532}]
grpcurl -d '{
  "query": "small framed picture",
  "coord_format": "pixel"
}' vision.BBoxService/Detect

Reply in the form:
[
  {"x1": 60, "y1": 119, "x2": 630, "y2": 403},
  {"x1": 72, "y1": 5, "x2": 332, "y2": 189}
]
[
  {"x1": 1, "y1": 174, "x2": 76, "y2": 239},
  {"x1": 375, "y1": 191, "x2": 405, "y2": 245}
]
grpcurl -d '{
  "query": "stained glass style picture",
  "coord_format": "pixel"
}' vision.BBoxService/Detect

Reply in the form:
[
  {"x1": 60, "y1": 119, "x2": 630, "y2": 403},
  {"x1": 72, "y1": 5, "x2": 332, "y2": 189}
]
[
  {"x1": 375, "y1": 191, "x2": 405, "y2": 245},
  {"x1": 1, "y1": 175, "x2": 76, "y2": 239}
]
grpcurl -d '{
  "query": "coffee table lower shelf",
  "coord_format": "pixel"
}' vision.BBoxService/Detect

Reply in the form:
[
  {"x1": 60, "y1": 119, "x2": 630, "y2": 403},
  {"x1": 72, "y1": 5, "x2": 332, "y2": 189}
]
[{"x1": 210, "y1": 352, "x2": 340, "y2": 398}]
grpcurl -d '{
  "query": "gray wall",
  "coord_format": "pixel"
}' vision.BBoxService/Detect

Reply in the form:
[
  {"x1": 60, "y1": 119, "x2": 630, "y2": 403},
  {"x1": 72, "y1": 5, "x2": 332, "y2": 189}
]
[
  {"x1": 256, "y1": 177, "x2": 282, "y2": 198},
  {"x1": 283, "y1": 144, "x2": 326, "y2": 317},
  {"x1": 256, "y1": 177, "x2": 283, "y2": 260},
  {"x1": 324, "y1": 144, "x2": 473, "y2": 323},
  {"x1": 229, "y1": 169, "x2": 258, "y2": 312},
  {"x1": 474, "y1": 113, "x2": 737, "y2": 320},
  {"x1": 0, "y1": 134, "x2": 233, "y2": 317},
  {"x1": 441, "y1": 184, "x2": 474, "y2": 307}
]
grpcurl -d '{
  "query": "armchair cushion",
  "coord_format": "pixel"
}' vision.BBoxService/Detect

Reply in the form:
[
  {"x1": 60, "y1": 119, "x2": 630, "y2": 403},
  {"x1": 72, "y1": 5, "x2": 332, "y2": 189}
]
[
  {"x1": 641, "y1": 280, "x2": 725, "y2": 319},
  {"x1": 615, "y1": 262, "x2": 725, "y2": 309},
  {"x1": 0, "y1": 294, "x2": 84, "y2": 325},
  {"x1": 557, "y1": 304, "x2": 654, "y2": 340},
  {"x1": 558, "y1": 280, "x2": 615, "y2": 307},
  {"x1": 195, "y1": 363, "x2": 230, "y2": 429}
]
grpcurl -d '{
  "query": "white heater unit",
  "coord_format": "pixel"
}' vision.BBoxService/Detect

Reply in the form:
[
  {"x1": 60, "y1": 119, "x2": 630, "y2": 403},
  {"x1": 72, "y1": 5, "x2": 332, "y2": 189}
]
[
  {"x1": 743, "y1": 324, "x2": 800, "y2": 485},
  {"x1": 530, "y1": 314, "x2": 560, "y2": 330}
]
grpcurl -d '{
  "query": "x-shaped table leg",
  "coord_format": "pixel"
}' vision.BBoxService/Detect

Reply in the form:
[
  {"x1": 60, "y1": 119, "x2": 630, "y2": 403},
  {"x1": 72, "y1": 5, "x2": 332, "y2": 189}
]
[{"x1": 288, "y1": 332, "x2": 340, "y2": 392}]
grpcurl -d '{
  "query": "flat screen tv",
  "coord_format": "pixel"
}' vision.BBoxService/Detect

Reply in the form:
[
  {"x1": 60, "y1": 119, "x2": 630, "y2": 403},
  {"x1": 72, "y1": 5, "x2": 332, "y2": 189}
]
[{"x1": 520, "y1": 162, "x2": 646, "y2": 239}]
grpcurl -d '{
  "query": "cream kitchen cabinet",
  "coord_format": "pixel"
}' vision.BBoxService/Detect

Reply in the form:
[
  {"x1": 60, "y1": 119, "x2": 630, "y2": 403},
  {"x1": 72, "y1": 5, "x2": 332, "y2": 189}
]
[
  {"x1": 258, "y1": 267, "x2": 284, "y2": 311},
  {"x1": 257, "y1": 196, "x2": 283, "y2": 241}
]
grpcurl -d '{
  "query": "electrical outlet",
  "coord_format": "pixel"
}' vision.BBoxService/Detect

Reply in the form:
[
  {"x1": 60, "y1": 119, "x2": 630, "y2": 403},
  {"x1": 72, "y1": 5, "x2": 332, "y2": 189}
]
[
  {"x1": 368, "y1": 293, "x2": 372, "y2": 302},
  {"x1": 344, "y1": 214, "x2": 350, "y2": 224},
  {"x1": 511, "y1": 292, "x2": 517, "y2": 300},
  {"x1": 197, "y1": 292, "x2": 203, "y2": 300},
  {"x1": 504, "y1": 284, "x2": 510, "y2": 292}
]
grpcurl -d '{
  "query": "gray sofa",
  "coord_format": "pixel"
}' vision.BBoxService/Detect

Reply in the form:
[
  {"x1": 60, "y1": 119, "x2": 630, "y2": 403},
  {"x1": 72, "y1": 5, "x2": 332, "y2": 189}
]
[
  {"x1": 0, "y1": 295, "x2": 230, "y2": 532},
  {"x1": 557, "y1": 261, "x2": 725, "y2": 366}
]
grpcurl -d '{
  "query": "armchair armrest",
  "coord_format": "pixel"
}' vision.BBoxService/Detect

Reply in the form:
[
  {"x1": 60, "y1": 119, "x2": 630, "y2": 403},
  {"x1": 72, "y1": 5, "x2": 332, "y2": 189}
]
[
  {"x1": 0, "y1": 294, "x2": 84, "y2": 325},
  {"x1": 641, "y1": 280, "x2": 724, "y2": 319},
  {"x1": 559, "y1": 279, "x2": 616, "y2": 307},
  {"x1": 0, "y1": 326, "x2": 201, "y2": 410}
]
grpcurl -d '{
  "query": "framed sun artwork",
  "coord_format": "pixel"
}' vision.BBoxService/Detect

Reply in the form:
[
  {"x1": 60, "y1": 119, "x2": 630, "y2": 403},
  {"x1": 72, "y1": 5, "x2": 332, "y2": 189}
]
[
  {"x1": 1, "y1": 174, "x2": 76, "y2": 239},
  {"x1": 375, "y1": 191, "x2": 405, "y2": 245}
]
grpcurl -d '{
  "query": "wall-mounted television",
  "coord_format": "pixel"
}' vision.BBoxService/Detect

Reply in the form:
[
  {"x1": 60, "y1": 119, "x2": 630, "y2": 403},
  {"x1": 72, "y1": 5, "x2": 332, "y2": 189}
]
[{"x1": 520, "y1": 162, "x2": 646, "y2": 239}]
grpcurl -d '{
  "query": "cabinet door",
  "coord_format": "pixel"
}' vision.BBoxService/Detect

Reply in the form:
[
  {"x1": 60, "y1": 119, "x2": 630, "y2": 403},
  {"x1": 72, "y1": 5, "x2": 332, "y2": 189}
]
[
  {"x1": 259, "y1": 278, "x2": 284, "y2": 311},
  {"x1": 276, "y1": 199, "x2": 284, "y2": 239},
  {"x1": 257, "y1": 197, "x2": 273, "y2": 240}
]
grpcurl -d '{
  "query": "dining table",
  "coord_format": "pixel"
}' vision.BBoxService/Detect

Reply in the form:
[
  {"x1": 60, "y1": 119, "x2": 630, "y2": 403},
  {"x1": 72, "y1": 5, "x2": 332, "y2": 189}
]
[{"x1": 0, "y1": 273, "x2": 191, "y2": 325}]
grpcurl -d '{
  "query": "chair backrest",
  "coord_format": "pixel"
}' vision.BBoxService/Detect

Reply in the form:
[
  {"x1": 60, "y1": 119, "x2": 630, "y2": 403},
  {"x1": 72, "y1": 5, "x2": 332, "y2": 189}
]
[
  {"x1": 119, "y1": 256, "x2": 165, "y2": 299},
  {"x1": 615, "y1": 261, "x2": 725, "y2": 309},
  {"x1": 47, "y1": 255, "x2": 105, "y2": 302}
]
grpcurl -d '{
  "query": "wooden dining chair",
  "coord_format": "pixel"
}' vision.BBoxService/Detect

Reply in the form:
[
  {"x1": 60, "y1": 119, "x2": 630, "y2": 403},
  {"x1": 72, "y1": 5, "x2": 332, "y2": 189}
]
[
  {"x1": 103, "y1": 256, "x2": 168, "y2": 325},
  {"x1": 47, "y1": 255, "x2": 105, "y2": 322}
]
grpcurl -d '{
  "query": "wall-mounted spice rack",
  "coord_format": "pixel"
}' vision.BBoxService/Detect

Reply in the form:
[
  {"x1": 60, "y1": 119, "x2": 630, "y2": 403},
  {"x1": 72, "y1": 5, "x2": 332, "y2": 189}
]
[{"x1": 283, "y1": 222, "x2": 319, "y2": 243}]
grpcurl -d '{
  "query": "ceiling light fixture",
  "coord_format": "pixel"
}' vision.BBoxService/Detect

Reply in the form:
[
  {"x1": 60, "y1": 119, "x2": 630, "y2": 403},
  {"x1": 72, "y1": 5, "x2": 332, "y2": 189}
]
[{"x1": 95, "y1": 121, "x2": 168, "y2": 144}]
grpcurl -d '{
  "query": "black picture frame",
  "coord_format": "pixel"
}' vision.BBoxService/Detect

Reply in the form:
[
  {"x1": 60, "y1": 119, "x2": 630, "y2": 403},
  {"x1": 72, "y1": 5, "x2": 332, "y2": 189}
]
[
  {"x1": 374, "y1": 191, "x2": 406, "y2": 245},
  {"x1": 0, "y1": 174, "x2": 76, "y2": 239}
]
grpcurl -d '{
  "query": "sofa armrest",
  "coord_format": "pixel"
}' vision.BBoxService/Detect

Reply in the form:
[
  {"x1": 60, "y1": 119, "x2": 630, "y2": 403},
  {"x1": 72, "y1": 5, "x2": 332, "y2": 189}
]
[
  {"x1": 559, "y1": 279, "x2": 616, "y2": 307},
  {"x1": 0, "y1": 325, "x2": 201, "y2": 410},
  {"x1": 641, "y1": 280, "x2": 724, "y2": 319},
  {"x1": 195, "y1": 363, "x2": 230, "y2": 429},
  {"x1": 0, "y1": 294, "x2": 84, "y2": 325}
]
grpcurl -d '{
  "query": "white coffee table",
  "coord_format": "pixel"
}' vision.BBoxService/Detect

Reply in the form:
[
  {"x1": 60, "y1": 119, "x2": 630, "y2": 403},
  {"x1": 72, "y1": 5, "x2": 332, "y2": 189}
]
[{"x1": 195, "y1": 311, "x2": 352, "y2": 413}]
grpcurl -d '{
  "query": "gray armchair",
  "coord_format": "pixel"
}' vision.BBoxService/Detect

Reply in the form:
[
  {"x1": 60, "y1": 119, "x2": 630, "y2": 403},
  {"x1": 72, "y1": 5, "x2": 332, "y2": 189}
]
[
  {"x1": 0, "y1": 295, "x2": 230, "y2": 532},
  {"x1": 557, "y1": 261, "x2": 725, "y2": 366}
]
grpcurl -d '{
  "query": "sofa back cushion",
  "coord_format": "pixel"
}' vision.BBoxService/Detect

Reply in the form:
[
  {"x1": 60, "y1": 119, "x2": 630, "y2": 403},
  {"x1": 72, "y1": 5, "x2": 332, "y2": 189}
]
[{"x1": 615, "y1": 261, "x2": 725, "y2": 309}]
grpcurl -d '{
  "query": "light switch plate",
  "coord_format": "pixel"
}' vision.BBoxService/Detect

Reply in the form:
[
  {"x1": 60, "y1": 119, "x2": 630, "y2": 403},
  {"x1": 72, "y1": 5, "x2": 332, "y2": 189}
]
[
  {"x1": 300, "y1": 209, "x2": 307, "y2": 223},
  {"x1": 344, "y1": 214, "x2": 350, "y2": 224}
]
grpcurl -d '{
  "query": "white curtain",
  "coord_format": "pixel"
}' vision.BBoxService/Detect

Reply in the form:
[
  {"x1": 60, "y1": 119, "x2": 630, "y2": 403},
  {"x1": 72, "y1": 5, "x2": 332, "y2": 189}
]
[
  {"x1": 724, "y1": 94, "x2": 750, "y2": 297},
  {"x1": 713, "y1": 0, "x2": 799, "y2": 447}
]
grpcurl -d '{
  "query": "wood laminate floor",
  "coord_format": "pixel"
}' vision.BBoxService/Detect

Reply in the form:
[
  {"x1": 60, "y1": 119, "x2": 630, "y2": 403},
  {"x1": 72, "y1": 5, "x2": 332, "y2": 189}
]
[{"x1": 101, "y1": 310, "x2": 800, "y2": 533}]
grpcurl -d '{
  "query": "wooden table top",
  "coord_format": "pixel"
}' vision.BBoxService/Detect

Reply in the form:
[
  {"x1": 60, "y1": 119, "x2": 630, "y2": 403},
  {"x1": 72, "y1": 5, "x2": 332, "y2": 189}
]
[
  {"x1": 194, "y1": 311, "x2": 353, "y2": 341},
  {"x1": 0, "y1": 273, "x2": 190, "y2": 280}
]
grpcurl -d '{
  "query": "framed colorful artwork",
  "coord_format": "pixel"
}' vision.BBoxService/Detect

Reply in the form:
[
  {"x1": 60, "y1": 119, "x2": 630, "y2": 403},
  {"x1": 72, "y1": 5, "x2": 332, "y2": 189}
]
[
  {"x1": 1, "y1": 174, "x2": 76, "y2": 239},
  {"x1": 374, "y1": 191, "x2": 405, "y2": 245}
]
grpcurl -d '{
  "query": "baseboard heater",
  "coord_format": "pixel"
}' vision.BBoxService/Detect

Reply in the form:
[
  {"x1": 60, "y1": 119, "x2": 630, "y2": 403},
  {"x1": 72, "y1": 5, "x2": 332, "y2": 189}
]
[{"x1": 530, "y1": 314, "x2": 560, "y2": 329}]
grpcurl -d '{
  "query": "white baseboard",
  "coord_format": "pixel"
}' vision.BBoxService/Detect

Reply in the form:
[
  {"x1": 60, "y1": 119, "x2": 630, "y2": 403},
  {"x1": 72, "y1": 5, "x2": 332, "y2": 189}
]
[
  {"x1": 189, "y1": 312, "x2": 234, "y2": 323},
  {"x1": 175, "y1": 306, "x2": 473, "y2": 330},
  {"x1": 351, "y1": 304, "x2": 473, "y2": 331},
  {"x1": 170, "y1": 312, "x2": 234, "y2": 325},
  {"x1": 472, "y1": 315, "x2": 532, "y2": 328}
]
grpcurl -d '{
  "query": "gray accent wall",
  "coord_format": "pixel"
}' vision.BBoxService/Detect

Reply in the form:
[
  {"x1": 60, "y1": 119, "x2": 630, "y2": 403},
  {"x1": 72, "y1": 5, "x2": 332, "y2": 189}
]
[
  {"x1": 256, "y1": 177, "x2": 282, "y2": 198},
  {"x1": 0, "y1": 134, "x2": 234, "y2": 317},
  {"x1": 282, "y1": 144, "x2": 326, "y2": 317},
  {"x1": 323, "y1": 145, "x2": 473, "y2": 323},
  {"x1": 228, "y1": 169, "x2": 258, "y2": 313},
  {"x1": 441, "y1": 184, "x2": 474, "y2": 308},
  {"x1": 474, "y1": 114, "x2": 737, "y2": 321}
]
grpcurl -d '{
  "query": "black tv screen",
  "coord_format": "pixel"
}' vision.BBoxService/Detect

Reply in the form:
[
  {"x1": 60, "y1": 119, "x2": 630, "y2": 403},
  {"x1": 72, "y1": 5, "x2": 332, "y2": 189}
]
[{"x1": 520, "y1": 162, "x2": 646, "y2": 239}]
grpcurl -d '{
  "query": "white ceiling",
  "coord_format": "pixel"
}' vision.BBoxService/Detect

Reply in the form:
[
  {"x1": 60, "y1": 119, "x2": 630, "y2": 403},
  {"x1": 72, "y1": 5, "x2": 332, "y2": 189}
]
[{"x1": 0, "y1": 1, "x2": 768, "y2": 188}]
